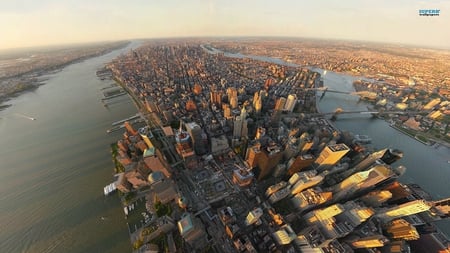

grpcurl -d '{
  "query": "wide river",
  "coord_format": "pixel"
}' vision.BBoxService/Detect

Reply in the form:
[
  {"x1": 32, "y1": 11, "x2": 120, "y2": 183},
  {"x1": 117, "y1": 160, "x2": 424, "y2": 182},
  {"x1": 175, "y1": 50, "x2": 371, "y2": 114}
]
[
  {"x1": 0, "y1": 42, "x2": 140, "y2": 253},
  {"x1": 0, "y1": 43, "x2": 448, "y2": 253}
]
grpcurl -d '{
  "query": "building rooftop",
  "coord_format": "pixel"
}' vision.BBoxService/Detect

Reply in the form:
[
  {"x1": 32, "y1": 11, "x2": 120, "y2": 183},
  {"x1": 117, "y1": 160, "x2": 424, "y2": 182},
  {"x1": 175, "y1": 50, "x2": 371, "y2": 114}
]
[
  {"x1": 143, "y1": 147, "x2": 156, "y2": 157},
  {"x1": 328, "y1": 143, "x2": 350, "y2": 152},
  {"x1": 178, "y1": 213, "x2": 194, "y2": 236}
]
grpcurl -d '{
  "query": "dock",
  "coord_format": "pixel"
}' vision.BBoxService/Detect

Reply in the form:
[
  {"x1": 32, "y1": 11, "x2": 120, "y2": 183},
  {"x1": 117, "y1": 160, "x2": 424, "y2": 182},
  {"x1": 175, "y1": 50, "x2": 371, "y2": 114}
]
[
  {"x1": 107, "y1": 117, "x2": 145, "y2": 133},
  {"x1": 103, "y1": 182, "x2": 117, "y2": 196},
  {"x1": 112, "y1": 113, "x2": 141, "y2": 126},
  {"x1": 101, "y1": 91, "x2": 127, "y2": 100}
]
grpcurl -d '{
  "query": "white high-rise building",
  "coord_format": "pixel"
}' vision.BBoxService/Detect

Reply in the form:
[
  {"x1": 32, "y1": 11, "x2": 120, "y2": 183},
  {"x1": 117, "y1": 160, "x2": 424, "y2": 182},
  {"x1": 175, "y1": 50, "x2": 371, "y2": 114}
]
[
  {"x1": 284, "y1": 94, "x2": 297, "y2": 112},
  {"x1": 233, "y1": 107, "x2": 248, "y2": 139}
]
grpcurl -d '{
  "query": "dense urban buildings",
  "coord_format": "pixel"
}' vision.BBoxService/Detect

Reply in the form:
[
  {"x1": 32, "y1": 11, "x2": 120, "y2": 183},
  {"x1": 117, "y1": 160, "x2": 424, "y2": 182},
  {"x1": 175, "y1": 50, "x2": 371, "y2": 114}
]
[{"x1": 105, "y1": 40, "x2": 450, "y2": 253}]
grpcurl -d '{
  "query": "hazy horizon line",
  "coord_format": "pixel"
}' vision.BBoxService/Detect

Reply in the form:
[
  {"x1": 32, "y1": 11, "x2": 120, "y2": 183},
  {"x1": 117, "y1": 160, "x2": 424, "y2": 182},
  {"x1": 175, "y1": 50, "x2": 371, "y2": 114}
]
[{"x1": 1, "y1": 35, "x2": 449, "y2": 54}]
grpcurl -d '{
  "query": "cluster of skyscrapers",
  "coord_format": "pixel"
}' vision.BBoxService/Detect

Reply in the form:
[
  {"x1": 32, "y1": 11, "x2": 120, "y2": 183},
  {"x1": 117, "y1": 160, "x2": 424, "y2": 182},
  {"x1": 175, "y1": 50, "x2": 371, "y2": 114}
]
[{"x1": 106, "y1": 42, "x2": 450, "y2": 253}]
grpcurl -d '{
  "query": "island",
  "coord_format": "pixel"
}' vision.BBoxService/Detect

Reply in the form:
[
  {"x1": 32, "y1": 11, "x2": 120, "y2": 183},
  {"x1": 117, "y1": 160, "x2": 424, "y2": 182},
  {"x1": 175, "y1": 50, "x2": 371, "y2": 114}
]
[{"x1": 103, "y1": 39, "x2": 450, "y2": 253}]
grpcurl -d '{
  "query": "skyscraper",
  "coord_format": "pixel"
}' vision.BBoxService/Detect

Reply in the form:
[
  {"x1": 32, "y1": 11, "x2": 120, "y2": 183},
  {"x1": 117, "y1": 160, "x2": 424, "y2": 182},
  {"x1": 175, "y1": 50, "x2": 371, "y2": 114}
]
[
  {"x1": 233, "y1": 116, "x2": 242, "y2": 138},
  {"x1": 271, "y1": 97, "x2": 286, "y2": 124},
  {"x1": 275, "y1": 97, "x2": 287, "y2": 111},
  {"x1": 227, "y1": 87, "x2": 239, "y2": 109},
  {"x1": 376, "y1": 200, "x2": 431, "y2": 223},
  {"x1": 232, "y1": 168, "x2": 254, "y2": 187},
  {"x1": 332, "y1": 164, "x2": 397, "y2": 202},
  {"x1": 253, "y1": 91, "x2": 262, "y2": 114},
  {"x1": 256, "y1": 143, "x2": 282, "y2": 181},
  {"x1": 138, "y1": 126, "x2": 154, "y2": 149},
  {"x1": 313, "y1": 144, "x2": 350, "y2": 172},
  {"x1": 223, "y1": 104, "x2": 232, "y2": 119},
  {"x1": 185, "y1": 122, "x2": 207, "y2": 155},
  {"x1": 349, "y1": 235, "x2": 389, "y2": 249},
  {"x1": 233, "y1": 107, "x2": 248, "y2": 139},
  {"x1": 284, "y1": 94, "x2": 297, "y2": 112},
  {"x1": 245, "y1": 143, "x2": 262, "y2": 168},
  {"x1": 210, "y1": 88, "x2": 223, "y2": 107},
  {"x1": 385, "y1": 219, "x2": 420, "y2": 241},
  {"x1": 175, "y1": 128, "x2": 197, "y2": 169},
  {"x1": 423, "y1": 98, "x2": 441, "y2": 110},
  {"x1": 254, "y1": 127, "x2": 266, "y2": 140},
  {"x1": 245, "y1": 208, "x2": 263, "y2": 226},
  {"x1": 287, "y1": 154, "x2": 315, "y2": 176},
  {"x1": 230, "y1": 96, "x2": 238, "y2": 109},
  {"x1": 433, "y1": 197, "x2": 450, "y2": 219}
]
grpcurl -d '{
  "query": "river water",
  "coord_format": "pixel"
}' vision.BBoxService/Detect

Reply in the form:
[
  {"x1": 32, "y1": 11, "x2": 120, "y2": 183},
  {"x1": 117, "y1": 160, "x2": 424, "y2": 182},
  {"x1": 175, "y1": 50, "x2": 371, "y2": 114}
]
[
  {"x1": 315, "y1": 68, "x2": 450, "y2": 235},
  {"x1": 0, "y1": 42, "x2": 140, "y2": 253}
]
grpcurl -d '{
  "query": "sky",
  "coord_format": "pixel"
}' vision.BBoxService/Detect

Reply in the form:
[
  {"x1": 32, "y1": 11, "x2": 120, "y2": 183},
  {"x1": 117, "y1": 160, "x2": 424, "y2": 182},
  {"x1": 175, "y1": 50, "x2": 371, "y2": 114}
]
[{"x1": 1, "y1": 0, "x2": 449, "y2": 50}]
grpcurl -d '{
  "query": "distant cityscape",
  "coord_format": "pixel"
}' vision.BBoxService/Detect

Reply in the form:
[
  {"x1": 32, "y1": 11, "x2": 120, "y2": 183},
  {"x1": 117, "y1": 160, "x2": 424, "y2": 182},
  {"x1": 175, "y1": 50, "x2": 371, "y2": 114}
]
[
  {"x1": 98, "y1": 39, "x2": 450, "y2": 253},
  {"x1": 0, "y1": 41, "x2": 129, "y2": 110}
]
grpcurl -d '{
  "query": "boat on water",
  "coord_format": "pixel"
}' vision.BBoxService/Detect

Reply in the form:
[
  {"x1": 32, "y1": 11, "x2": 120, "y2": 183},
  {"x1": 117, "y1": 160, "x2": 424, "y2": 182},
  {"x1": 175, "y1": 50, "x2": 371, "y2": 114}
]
[
  {"x1": 354, "y1": 134, "x2": 372, "y2": 144},
  {"x1": 16, "y1": 113, "x2": 36, "y2": 121}
]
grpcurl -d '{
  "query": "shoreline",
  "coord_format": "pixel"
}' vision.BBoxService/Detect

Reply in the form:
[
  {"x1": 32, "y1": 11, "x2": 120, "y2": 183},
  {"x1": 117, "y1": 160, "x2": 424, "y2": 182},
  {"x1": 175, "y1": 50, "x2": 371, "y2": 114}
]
[
  {"x1": 0, "y1": 41, "x2": 130, "y2": 110},
  {"x1": 388, "y1": 123, "x2": 431, "y2": 146}
]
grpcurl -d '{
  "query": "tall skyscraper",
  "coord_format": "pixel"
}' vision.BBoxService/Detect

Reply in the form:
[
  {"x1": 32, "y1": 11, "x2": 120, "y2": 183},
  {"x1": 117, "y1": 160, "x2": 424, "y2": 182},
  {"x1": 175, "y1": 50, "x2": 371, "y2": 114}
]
[
  {"x1": 256, "y1": 143, "x2": 282, "y2": 181},
  {"x1": 432, "y1": 198, "x2": 450, "y2": 219},
  {"x1": 290, "y1": 172, "x2": 324, "y2": 195},
  {"x1": 376, "y1": 200, "x2": 431, "y2": 223},
  {"x1": 255, "y1": 127, "x2": 266, "y2": 140},
  {"x1": 349, "y1": 235, "x2": 389, "y2": 249},
  {"x1": 230, "y1": 96, "x2": 238, "y2": 109},
  {"x1": 138, "y1": 126, "x2": 154, "y2": 149},
  {"x1": 210, "y1": 88, "x2": 223, "y2": 107},
  {"x1": 253, "y1": 91, "x2": 262, "y2": 114},
  {"x1": 241, "y1": 119, "x2": 248, "y2": 139},
  {"x1": 178, "y1": 213, "x2": 208, "y2": 250},
  {"x1": 284, "y1": 94, "x2": 297, "y2": 112},
  {"x1": 223, "y1": 104, "x2": 232, "y2": 119},
  {"x1": 227, "y1": 87, "x2": 238, "y2": 109},
  {"x1": 385, "y1": 219, "x2": 420, "y2": 241},
  {"x1": 232, "y1": 168, "x2": 254, "y2": 187},
  {"x1": 423, "y1": 98, "x2": 441, "y2": 110},
  {"x1": 233, "y1": 107, "x2": 248, "y2": 139},
  {"x1": 185, "y1": 122, "x2": 207, "y2": 155},
  {"x1": 271, "y1": 97, "x2": 286, "y2": 124},
  {"x1": 287, "y1": 154, "x2": 315, "y2": 176},
  {"x1": 245, "y1": 208, "x2": 263, "y2": 226},
  {"x1": 175, "y1": 128, "x2": 197, "y2": 169},
  {"x1": 245, "y1": 143, "x2": 262, "y2": 168},
  {"x1": 332, "y1": 164, "x2": 397, "y2": 202},
  {"x1": 284, "y1": 137, "x2": 298, "y2": 160},
  {"x1": 275, "y1": 97, "x2": 287, "y2": 111},
  {"x1": 291, "y1": 187, "x2": 333, "y2": 213},
  {"x1": 233, "y1": 116, "x2": 243, "y2": 138},
  {"x1": 313, "y1": 144, "x2": 350, "y2": 172},
  {"x1": 361, "y1": 190, "x2": 392, "y2": 207},
  {"x1": 240, "y1": 106, "x2": 247, "y2": 120},
  {"x1": 352, "y1": 148, "x2": 402, "y2": 172}
]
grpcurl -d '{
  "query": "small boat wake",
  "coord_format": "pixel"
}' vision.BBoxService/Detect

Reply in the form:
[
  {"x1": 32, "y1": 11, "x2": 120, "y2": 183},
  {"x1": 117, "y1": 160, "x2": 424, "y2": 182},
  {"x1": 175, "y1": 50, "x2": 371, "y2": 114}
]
[{"x1": 15, "y1": 113, "x2": 36, "y2": 121}]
